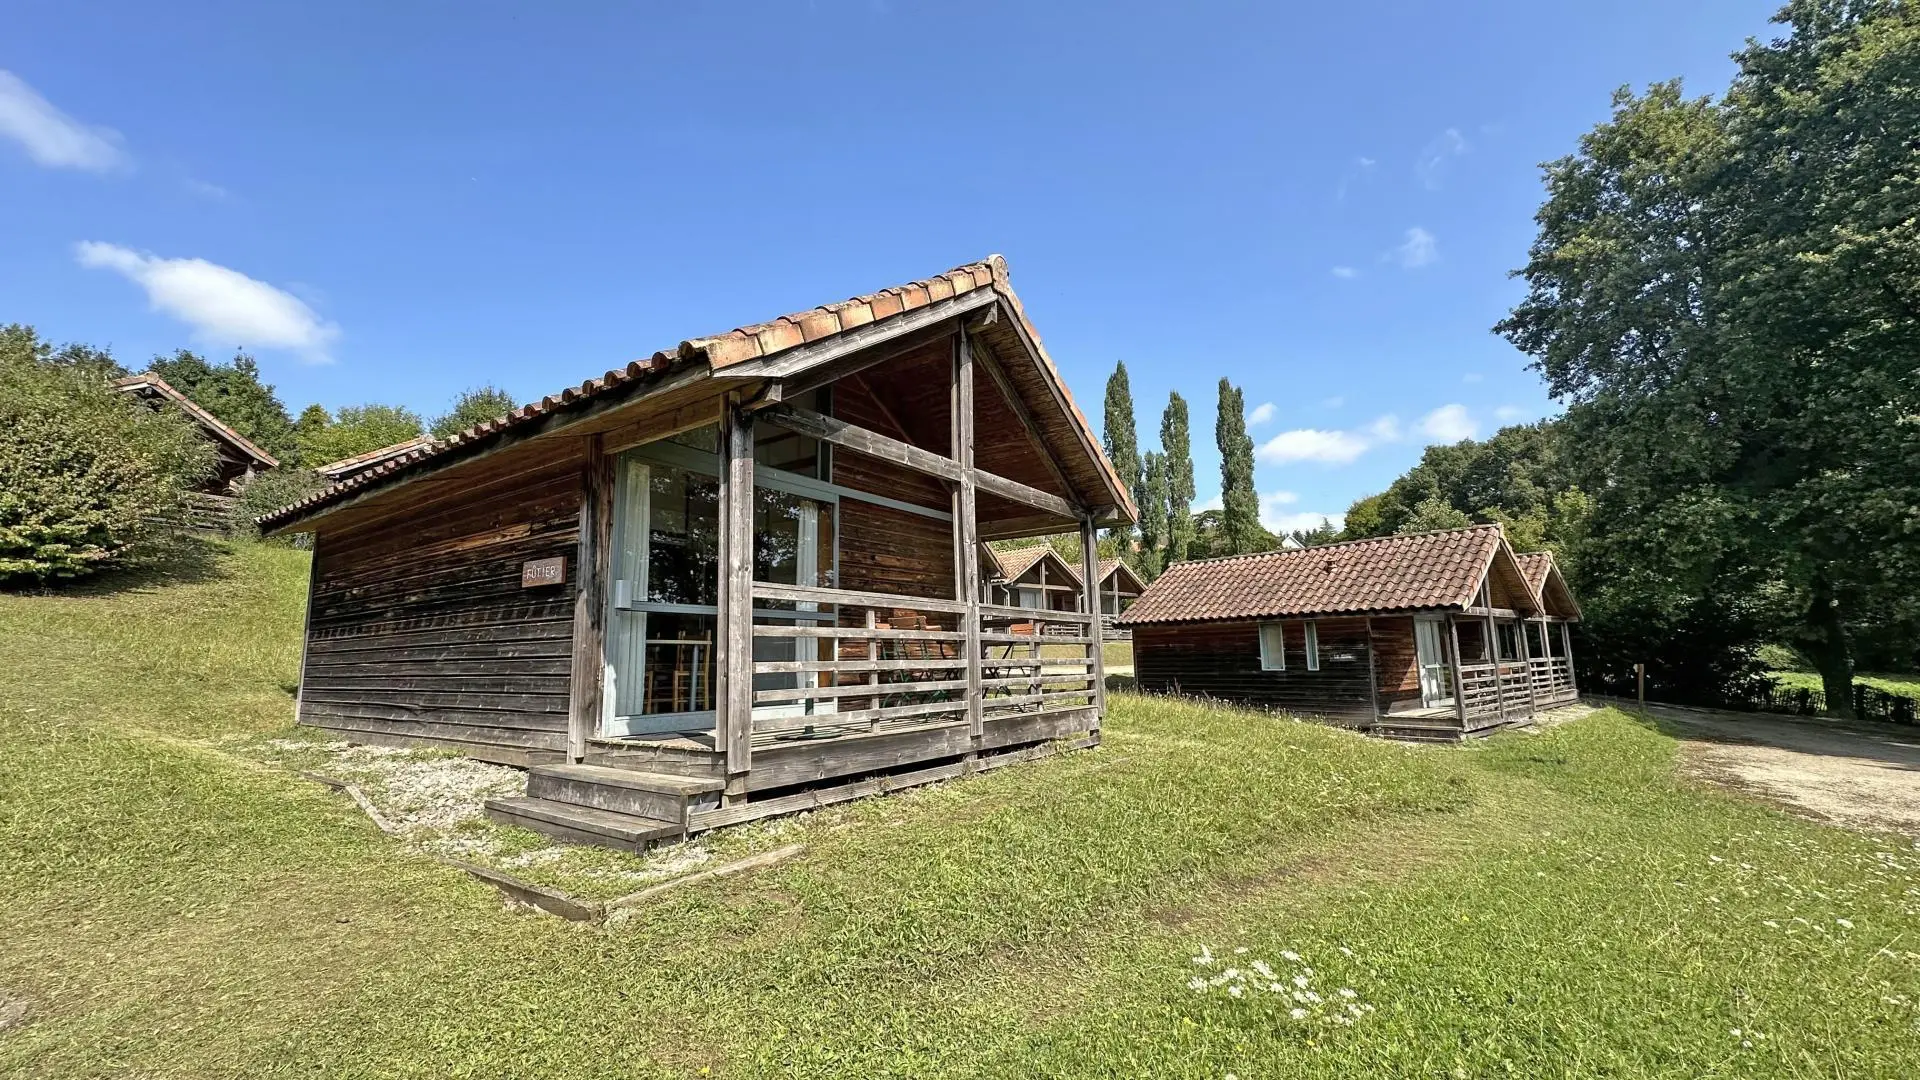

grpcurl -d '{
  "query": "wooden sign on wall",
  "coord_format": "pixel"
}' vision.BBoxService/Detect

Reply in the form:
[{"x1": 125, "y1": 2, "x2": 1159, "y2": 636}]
[{"x1": 521, "y1": 556, "x2": 567, "y2": 588}]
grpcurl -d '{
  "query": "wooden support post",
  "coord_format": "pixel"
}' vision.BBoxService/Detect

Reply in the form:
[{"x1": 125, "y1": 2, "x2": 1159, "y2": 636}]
[
  {"x1": 716, "y1": 398, "x2": 756, "y2": 792},
  {"x1": 1448, "y1": 615, "x2": 1468, "y2": 727},
  {"x1": 1561, "y1": 623, "x2": 1577, "y2": 696},
  {"x1": 1484, "y1": 610, "x2": 1506, "y2": 722},
  {"x1": 1080, "y1": 516, "x2": 1106, "y2": 723},
  {"x1": 1515, "y1": 610, "x2": 1538, "y2": 719},
  {"x1": 952, "y1": 331, "x2": 983, "y2": 743},
  {"x1": 567, "y1": 435, "x2": 611, "y2": 762}
]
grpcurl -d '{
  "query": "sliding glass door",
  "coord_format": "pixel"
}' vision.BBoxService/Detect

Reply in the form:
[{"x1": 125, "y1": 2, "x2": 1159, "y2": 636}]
[{"x1": 601, "y1": 435, "x2": 838, "y2": 737}]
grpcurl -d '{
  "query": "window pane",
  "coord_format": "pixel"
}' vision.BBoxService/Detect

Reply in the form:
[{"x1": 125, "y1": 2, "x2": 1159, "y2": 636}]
[
  {"x1": 637, "y1": 612, "x2": 715, "y2": 716},
  {"x1": 647, "y1": 464, "x2": 719, "y2": 605}
]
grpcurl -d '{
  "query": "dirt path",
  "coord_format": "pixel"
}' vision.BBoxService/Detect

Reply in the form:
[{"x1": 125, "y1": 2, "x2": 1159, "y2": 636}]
[{"x1": 1638, "y1": 703, "x2": 1920, "y2": 836}]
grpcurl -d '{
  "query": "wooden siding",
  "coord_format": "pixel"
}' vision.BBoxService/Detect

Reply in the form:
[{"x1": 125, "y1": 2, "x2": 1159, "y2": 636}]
[
  {"x1": 1133, "y1": 617, "x2": 1376, "y2": 721},
  {"x1": 836, "y1": 499, "x2": 956, "y2": 603},
  {"x1": 298, "y1": 445, "x2": 587, "y2": 753},
  {"x1": 1369, "y1": 617, "x2": 1423, "y2": 710}
]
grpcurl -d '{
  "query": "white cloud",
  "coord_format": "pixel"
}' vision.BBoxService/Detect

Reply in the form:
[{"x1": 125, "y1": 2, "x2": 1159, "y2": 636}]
[
  {"x1": 1416, "y1": 127, "x2": 1469, "y2": 189},
  {"x1": 1246, "y1": 401, "x2": 1277, "y2": 426},
  {"x1": 1494, "y1": 405, "x2": 1527, "y2": 422},
  {"x1": 1263, "y1": 490, "x2": 1299, "y2": 506},
  {"x1": 184, "y1": 177, "x2": 229, "y2": 200},
  {"x1": 1392, "y1": 227, "x2": 1438, "y2": 269},
  {"x1": 1357, "y1": 156, "x2": 1377, "y2": 169},
  {"x1": 1257, "y1": 411, "x2": 1407, "y2": 467},
  {"x1": 1264, "y1": 506, "x2": 1347, "y2": 535},
  {"x1": 1364, "y1": 414, "x2": 1402, "y2": 442},
  {"x1": 1321, "y1": 395, "x2": 1345, "y2": 410},
  {"x1": 1462, "y1": 371, "x2": 1485, "y2": 384},
  {"x1": 1331, "y1": 266, "x2": 1358, "y2": 279},
  {"x1": 0, "y1": 70, "x2": 127, "y2": 171},
  {"x1": 1257, "y1": 427, "x2": 1371, "y2": 465},
  {"x1": 1419, "y1": 404, "x2": 1477, "y2": 442},
  {"x1": 76, "y1": 242, "x2": 340, "y2": 362},
  {"x1": 1194, "y1": 494, "x2": 1223, "y2": 514}
]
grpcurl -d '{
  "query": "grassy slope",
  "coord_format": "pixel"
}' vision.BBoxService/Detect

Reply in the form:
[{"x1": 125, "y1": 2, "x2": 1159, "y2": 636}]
[{"x1": 2, "y1": 542, "x2": 1916, "y2": 1078}]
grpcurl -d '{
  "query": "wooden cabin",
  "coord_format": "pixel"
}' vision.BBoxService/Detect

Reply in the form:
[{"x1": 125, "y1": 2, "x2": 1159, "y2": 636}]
[
  {"x1": 1094, "y1": 558, "x2": 1145, "y2": 639},
  {"x1": 986, "y1": 545, "x2": 1083, "y2": 612},
  {"x1": 115, "y1": 373, "x2": 280, "y2": 530},
  {"x1": 259, "y1": 256, "x2": 1135, "y2": 849},
  {"x1": 1119, "y1": 524, "x2": 1580, "y2": 741}
]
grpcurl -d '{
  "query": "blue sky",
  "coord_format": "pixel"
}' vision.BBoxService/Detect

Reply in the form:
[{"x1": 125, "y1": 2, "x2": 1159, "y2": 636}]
[{"x1": 3, "y1": 0, "x2": 1776, "y2": 529}]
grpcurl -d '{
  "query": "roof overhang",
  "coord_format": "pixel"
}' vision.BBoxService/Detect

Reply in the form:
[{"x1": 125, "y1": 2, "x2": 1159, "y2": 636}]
[
  {"x1": 260, "y1": 256, "x2": 1134, "y2": 536},
  {"x1": 114, "y1": 374, "x2": 279, "y2": 469}
]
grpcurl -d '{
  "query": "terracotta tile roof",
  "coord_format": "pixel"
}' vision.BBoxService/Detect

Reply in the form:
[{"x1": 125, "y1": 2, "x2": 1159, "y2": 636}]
[
  {"x1": 313, "y1": 435, "x2": 437, "y2": 481},
  {"x1": 1118, "y1": 524, "x2": 1507, "y2": 625},
  {"x1": 258, "y1": 255, "x2": 1135, "y2": 532},
  {"x1": 1514, "y1": 552, "x2": 1552, "y2": 597},
  {"x1": 1097, "y1": 558, "x2": 1145, "y2": 593},
  {"x1": 113, "y1": 374, "x2": 279, "y2": 468},
  {"x1": 993, "y1": 544, "x2": 1080, "y2": 585}
]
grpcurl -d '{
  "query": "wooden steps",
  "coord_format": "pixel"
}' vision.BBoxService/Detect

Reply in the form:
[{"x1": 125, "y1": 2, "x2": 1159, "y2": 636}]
[{"x1": 485, "y1": 765, "x2": 724, "y2": 853}]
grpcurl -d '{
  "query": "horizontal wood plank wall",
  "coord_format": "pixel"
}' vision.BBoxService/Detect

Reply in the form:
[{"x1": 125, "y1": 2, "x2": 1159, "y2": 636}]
[
  {"x1": 1133, "y1": 617, "x2": 1376, "y2": 721},
  {"x1": 299, "y1": 445, "x2": 587, "y2": 752},
  {"x1": 1369, "y1": 617, "x2": 1422, "y2": 710}
]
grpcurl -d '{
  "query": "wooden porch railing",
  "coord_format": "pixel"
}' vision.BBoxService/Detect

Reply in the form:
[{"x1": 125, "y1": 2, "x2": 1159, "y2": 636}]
[
  {"x1": 1527, "y1": 656, "x2": 1576, "y2": 703},
  {"x1": 744, "y1": 586, "x2": 1100, "y2": 743},
  {"x1": 1458, "y1": 661, "x2": 1534, "y2": 723}
]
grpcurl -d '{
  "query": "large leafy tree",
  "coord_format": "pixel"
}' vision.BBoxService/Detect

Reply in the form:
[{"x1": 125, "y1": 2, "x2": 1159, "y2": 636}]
[
  {"x1": 295, "y1": 404, "x2": 426, "y2": 466},
  {"x1": 1, "y1": 326, "x2": 211, "y2": 583},
  {"x1": 1213, "y1": 378, "x2": 1263, "y2": 555},
  {"x1": 1497, "y1": 0, "x2": 1920, "y2": 713},
  {"x1": 146, "y1": 350, "x2": 298, "y2": 465},
  {"x1": 1101, "y1": 362, "x2": 1141, "y2": 543},
  {"x1": 1159, "y1": 391, "x2": 1195, "y2": 563},
  {"x1": 431, "y1": 385, "x2": 518, "y2": 439}
]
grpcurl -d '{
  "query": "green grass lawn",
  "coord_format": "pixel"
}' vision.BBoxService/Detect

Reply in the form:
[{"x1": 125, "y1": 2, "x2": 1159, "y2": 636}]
[{"x1": 3, "y1": 541, "x2": 1918, "y2": 1077}]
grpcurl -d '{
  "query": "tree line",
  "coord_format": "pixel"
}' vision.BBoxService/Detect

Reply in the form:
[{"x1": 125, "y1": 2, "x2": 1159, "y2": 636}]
[
  {"x1": 0, "y1": 323, "x2": 520, "y2": 584},
  {"x1": 1089, "y1": 1, "x2": 1917, "y2": 717}
]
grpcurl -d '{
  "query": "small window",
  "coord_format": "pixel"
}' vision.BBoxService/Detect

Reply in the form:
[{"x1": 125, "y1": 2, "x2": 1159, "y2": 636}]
[
  {"x1": 1305, "y1": 620, "x2": 1320, "y2": 671},
  {"x1": 1259, "y1": 622, "x2": 1286, "y2": 671}
]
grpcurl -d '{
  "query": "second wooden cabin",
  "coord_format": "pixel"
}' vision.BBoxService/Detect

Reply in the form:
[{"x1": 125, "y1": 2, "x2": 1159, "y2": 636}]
[{"x1": 1120, "y1": 524, "x2": 1580, "y2": 741}]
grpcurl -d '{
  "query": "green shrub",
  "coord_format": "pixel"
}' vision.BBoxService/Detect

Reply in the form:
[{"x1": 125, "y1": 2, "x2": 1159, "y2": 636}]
[
  {"x1": 226, "y1": 467, "x2": 329, "y2": 546},
  {"x1": 0, "y1": 327, "x2": 212, "y2": 585}
]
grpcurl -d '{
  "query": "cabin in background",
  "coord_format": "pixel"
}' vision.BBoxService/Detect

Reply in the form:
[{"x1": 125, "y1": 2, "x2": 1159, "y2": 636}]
[
  {"x1": 1120, "y1": 524, "x2": 1579, "y2": 742},
  {"x1": 115, "y1": 373, "x2": 280, "y2": 529},
  {"x1": 1093, "y1": 558, "x2": 1144, "y2": 639},
  {"x1": 260, "y1": 256, "x2": 1135, "y2": 849},
  {"x1": 988, "y1": 545, "x2": 1082, "y2": 613}
]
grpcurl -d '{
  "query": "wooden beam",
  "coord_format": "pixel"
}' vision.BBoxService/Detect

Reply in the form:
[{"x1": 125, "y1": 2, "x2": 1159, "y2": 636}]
[
  {"x1": 716, "y1": 397, "x2": 755, "y2": 789},
  {"x1": 1485, "y1": 609, "x2": 1506, "y2": 723},
  {"x1": 758, "y1": 402, "x2": 1084, "y2": 521},
  {"x1": 992, "y1": 298, "x2": 1132, "y2": 520},
  {"x1": 566, "y1": 434, "x2": 611, "y2": 762},
  {"x1": 759, "y1": 402, "x2": 961, "y2": 483},
  {"x1": 954, "y1": 330, "x2": 984, "y2": 741},
  {"x1": 1448, "y1": 615, "x2": 1468, "y2": 727},
  {"x1": 1364, "y1": 616, "x2": 1381, "y2": 722},
  {"x1": 294, "y1": 542, "x2": 319, "y2": 725},
  {"x1": 970, "y1": 337, "x2": 1077, "y2": 501},
  {"x1": 1463, "y1": 606, "x2": 1522, "y2": 619},
  {"x1": 1080, "y1": 516, "x2": 1107, "y2": 722}
]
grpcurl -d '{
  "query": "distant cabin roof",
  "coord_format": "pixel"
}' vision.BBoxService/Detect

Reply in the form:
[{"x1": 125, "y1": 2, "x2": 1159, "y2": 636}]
[
  {"x1": 1514, "y1": 550, "x2": 1581, "y2": 620},
  {"x1": 1119, "y1": 524, "x2": 1531, "y2": 625},
  {"x1": 113, "y1": 373, "x2": 279, "y2": 469},
  {"x1": 1096, "y1": 558, "x2": 1145, "y2": 594},
  {"x1": 314, "y1": 435, "x2": 437, "y2": 482},
  {"x1": 993, "y1": 544, "x2": 1079, "y2": 585}
]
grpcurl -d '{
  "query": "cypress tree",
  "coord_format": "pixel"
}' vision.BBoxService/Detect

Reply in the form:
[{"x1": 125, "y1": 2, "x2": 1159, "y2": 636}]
[
  {"x1": 1215, "y1": 378, "x2": 1261, "y2": 554},
  {"x1": 1160, "y1": 391, "x2": 1195, "y2": 563},
  {"x1": 1102, "y1": 361, "x2": 1141, "y2": 537},
  {"x1": 1137, "y1": 451, "x2": 1169, "y2": 579}
]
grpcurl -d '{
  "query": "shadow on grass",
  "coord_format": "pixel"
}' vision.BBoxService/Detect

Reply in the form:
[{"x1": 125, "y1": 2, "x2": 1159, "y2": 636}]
[{"x1": 35, "y1": 534, "x2": 235, "y2": 598}]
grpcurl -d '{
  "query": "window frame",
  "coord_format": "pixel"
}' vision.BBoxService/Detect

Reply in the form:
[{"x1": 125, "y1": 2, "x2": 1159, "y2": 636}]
[
  {"x1": 1304, "y1": 619, "x2": 1321, "y2": 671},
  {"x1": 1258, "y1": 622, "x2": 1287, "y2": 671}
]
